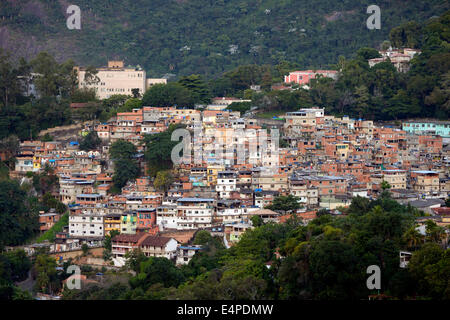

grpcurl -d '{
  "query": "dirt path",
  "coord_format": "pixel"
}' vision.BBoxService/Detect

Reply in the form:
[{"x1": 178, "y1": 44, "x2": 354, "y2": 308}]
[{"x1": 16, "y1": 270, "x2": 34, "y2": 294}]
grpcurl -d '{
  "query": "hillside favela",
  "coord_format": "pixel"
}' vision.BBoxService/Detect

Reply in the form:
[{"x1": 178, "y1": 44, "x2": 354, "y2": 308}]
[{"x1": 0, "y1": 1, "x2": 449, "y2": 306}]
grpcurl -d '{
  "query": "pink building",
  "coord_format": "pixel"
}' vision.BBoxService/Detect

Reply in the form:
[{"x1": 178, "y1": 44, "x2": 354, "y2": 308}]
[{"x1": 284, "y1": 70, "x2": 338, "y2": 85}]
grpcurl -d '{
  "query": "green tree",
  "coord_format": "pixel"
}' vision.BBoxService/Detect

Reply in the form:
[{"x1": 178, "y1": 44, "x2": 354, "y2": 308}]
[
  {"x1": 353, "y1": 85, "x2": 370, "y2": 118},
  {"x1": 131, "y1": 88, "x2": 141, "y2": 98},
  {"x1": 265, "y1": 195, "x2": 301, "y2": 213},
  {"x1": 2, "y1": 250, "x2": 31, "y2": 282},
  {"x1": 0, "y1": 180, "x2": 39, "y2": 248},
  {"x1": 123, "y1": 98, "x2": 143, "y2": 111},
  {"x1": 389, "y1": 21, "x2": 422, "y2": 48},
  {"x1": 42, "y1": 192, "x2": 67, "y2": 214},
  {"x1": 109, "y1": 140, "x2": 139, "y2": 191},
  {"x1": 83, "y1": 66, "x2": 100, "y2": 86},
  {"x1": 309, "y1": 77, "x2": 338, "y2": 111},
  {"x1": 348, "y1": 196, "x2": 371, "y2": 216},
  {"x1": 424, "y1": 220, "x2": 447, "y2": 245},
  {"x1": 356, "y1": 47, "x2": 382, "y2": 60},
  {"x1": 445, "y1": 197, "x2": 450, "y2": 207},
  {"x1": 0, "y1": 49, "x2": 28, "y2": 107},
  {"x1": 32, "y1": 164, "x2": 59, "y2": 196},
  {"x1": 30, "y1": 52, "x2": 75, "y2": 98},
  {"x1": 224, "y1": 65, "x2": 263, "y2": 92},
  {"x1": 71, "y1": 87, "x2": 97, "y2": 103},
  {"x1": 99, "y1": 94, "x2": 131, "y2": 121},
  {"x1": 227, "y1": 101, "x2": 252, "y2": 114},
  {"x1": 178, "y1": 74, "x2": 211, "y2": 104},
  {"x1": 381, "y1": 180, "x2": 391, "y2": 190},
  {"x1": 408, "y1": 243, "x2": 448, "y2": 298},
  {"x1": 142, "y1": 83, "x2": 194, "y2": 108},
  {"x1": 33, "y1": 254, "x2": 59, "y2": 294},
  {"x1": 124, "y1": 249, "x2": 148, "y2": 274},
  {"x1": 109, "y1": 139, "x2": 137, "y2": 161},
  {"x1": 129, "y1": 257, "x2": 185, "y2": 290},
  {"x1": 402, "y1": 226, "x2": 424, "y2": 250},
  {"x1": 79, "y1": 131, "x2": 101, "y2": 151},
  {"x1": 103, "y1": 230, "x2": 120, "y2": 261},
  {"x1": 251, "y1": 215, "x2": 264, "y2": 227},
  {"x1": 193, "y1": 230, "x2": 212, "y2": 245},
  {"x1": 144, "y1": 124, "x2": 183, "y2": 177},
  {"x1": 112, "y1": 158, "x2": 139, "y2": 192},
  {"x1": 153, "y1": 170, "x2": 174, "y2": 193},
  {"x1": 82, "y1": 244, "x2": 89, "y2": 256},
  {"x1": 0, "y1": 135, "x2": 19, "y2": 163},
  {"x1": 104, "y1": 230, "x2": 120, "y2": 251},
  {"x1": 309, "y1": 240, "x2": 364, "y2": 299}
]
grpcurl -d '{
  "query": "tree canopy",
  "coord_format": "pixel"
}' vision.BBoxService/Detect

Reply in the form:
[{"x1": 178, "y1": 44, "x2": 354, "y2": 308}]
[
  {"x1": 143, "y1": 124, "x2": 185, "y2": 177},
  {"x1": 2, "y1": 1, "x2": 444, "y2": 79},
  {"x1": 109, "y1": 140, "x2": 140, "y2": 192}
]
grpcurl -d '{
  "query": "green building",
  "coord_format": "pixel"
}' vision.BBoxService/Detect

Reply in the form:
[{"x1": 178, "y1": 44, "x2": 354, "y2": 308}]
[
  {"x1": 402, "y1": 121, "x2": 450, "y2": 138},
  {"x1": 120, "y1": 211, "x2": 137, "y2": 234}
]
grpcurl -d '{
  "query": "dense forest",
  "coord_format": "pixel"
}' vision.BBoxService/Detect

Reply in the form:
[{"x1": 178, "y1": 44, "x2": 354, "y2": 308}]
[
  {"x1": 0, "y1": 166, "x2": 67, "y2": 249},
  {"x1": 0, "y1": 9, "x2": 449, "y2": 145},
  {"x1": 0, "y1": 249, "x2": 32, "y2": 299},
  {"x1": 213, "y1": 10, "x2": 450, "y2": 120},
  {"x1": 61, "y1": 193, "x2": 450, "y2": 300},
  {"x1": 0, "y1": 0, "x2": 448, "y2": 78}
]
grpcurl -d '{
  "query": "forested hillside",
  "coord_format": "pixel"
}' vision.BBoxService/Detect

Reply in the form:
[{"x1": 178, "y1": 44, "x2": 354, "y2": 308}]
[
  {"x1": 0, "y1": 0, "x2": 448, "y2": 78},
  {"x1": 0, "y1": 6, "x2": 449, "y2": 144},
  {"x1": 0, "y1": 10, "x2": 449, "y2": 144}
]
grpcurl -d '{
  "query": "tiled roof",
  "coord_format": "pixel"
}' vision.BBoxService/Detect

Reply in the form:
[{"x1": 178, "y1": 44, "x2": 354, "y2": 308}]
[
  {"x1": 112, "y1": 233, "x2": 147, "y2": 243},
  {"x1": 432, "y1": 207, "x2": 450, "y2": 216},
  {"x1": 160, "y1": 230, "x2": 196, "y2": 244},
  {"x1": 140, "y1": 236, "x2": 174, "y2": 247},
  {"x1": 247, "y1": 209, "x2": 279, "y2": 216}
]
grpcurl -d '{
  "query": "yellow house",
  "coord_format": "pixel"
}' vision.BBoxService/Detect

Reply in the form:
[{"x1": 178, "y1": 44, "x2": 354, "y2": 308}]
[
  {"x1": 33, "y1": 155, "x2": 42, "y2": 170},
  {"x1": 104, "y1": 214, "x2": 121, "y2": 235},
  {"x1": 441, "y1": 216, "x2": 450, "y2": 226},
  {"x1": 335, "y1": 144, "x2": 349, "y2": 160},
  {"x1": 382, "y1": 169, "x2": 407, "y2": 190},
  {"x1": 207, "y1": 164, "x2": 225, "y2": 186},
  {"x1": 224, "y1": 223, "x2": 253, "y2": 245},
  {"x1": 120, "y1": 212, "x2": 137, "y2": 234}
]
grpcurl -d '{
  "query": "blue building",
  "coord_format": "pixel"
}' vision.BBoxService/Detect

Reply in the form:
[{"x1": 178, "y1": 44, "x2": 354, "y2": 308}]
[{"x1": 402, "y1": 121, "x2": 450, "y2": 138}]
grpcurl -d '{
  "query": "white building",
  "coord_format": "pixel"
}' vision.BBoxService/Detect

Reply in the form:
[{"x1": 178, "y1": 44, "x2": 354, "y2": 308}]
[
  {"x1": 69, "y1": 214, "x2": 104, "y2": 238},
  {"x1": 217, "y1": 207, "x2": 259, "y2": 224},
  {"x1": 216, "y1": 171, "x2": 237, "y2": 199},
  {"x1": 289, "y1": 179, "x2": 319, "y2": 206},
  {"x1": 176, "y1": 245, "x2": 203, "y2": 265},
  {"x1": 176, "y1": 198, "x2": 215, "y2": 230},
  {"x1": 111, "y1": 233, "x2": 147, "y2": 267},
  {"x1": 140, "y1": 236, "x2": 178, "y2": 259},
  {"x1": 75, "y1": 60, "x2": 146, "y2": 100},
  {"x1": 111, "y1": 233, "x2": 177, "y2": 267},
  {"x1": 284, "y1": 108, "x2": 325, "y2": 136},
  {"x1": 156, "y1": 204, "x2": 178, "y2": 230},
  {"x1": 146, "y1": 78, "x2": 167, "y2": 88}
]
